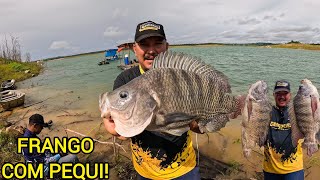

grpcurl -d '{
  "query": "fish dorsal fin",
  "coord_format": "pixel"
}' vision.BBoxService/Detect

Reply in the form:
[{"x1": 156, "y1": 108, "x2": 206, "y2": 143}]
[{"x1": 153, "y1": 51, "x2": 231, "y2": 92}]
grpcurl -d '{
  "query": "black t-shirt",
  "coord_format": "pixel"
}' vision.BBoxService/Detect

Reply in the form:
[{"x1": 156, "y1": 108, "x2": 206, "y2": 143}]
[
  {"x1": 266, "y1": 106, "x2": 297, "y2": 161},
  {"x1": 113, "y1": 66, "x2": 190, "y2": 167}
]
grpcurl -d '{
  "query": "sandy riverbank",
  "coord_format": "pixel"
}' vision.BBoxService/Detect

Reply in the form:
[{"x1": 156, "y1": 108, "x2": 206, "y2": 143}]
[{"x1": 1, "y1": 78, "x2": 320, "y2": 179}]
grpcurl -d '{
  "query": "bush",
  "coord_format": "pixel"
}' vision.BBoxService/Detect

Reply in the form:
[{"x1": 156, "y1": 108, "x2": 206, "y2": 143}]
[
  {"x1": 0, "y1": 132, "x2": 23, "y2": 165},
  {"x1": 0, "y1": 59, "x2": 42, "y2": 82},
  {"x1": 7, "y1": 62, "x2": 26, "y2": 72}
]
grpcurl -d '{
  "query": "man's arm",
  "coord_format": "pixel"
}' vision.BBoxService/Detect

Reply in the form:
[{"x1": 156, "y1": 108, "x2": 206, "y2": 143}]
[{"x1": 22, "y1": 146, "x2": 44, "y2": 162}]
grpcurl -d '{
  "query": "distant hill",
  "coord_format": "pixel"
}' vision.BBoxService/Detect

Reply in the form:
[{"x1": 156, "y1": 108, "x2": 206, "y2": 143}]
[{"x1": 42, "y1": 50, "x2": 105, "y2": 61}]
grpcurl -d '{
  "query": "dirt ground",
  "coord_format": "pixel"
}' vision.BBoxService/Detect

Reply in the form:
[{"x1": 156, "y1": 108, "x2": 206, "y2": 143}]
[{"x1": 1, "y1": 85, "x2": 320, "y2": 179}]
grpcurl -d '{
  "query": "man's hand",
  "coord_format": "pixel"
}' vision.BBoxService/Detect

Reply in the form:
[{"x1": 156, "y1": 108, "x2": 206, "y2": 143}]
[
  {"x1": 103, "y1": 117, "x2": 128, "y2": 140},
  {"x1": 189, "y1": 120, "x2": 204, "y2": 134}
]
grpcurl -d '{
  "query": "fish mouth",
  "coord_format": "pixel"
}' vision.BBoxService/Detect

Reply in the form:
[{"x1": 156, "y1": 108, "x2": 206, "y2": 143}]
[
  {"x1": 114, "y1": 111, "x2": 154, "y2": 137},
  {"x1": 248, "y1": 80, "x2": 267, "y2": 101},
  {"x1": 114, "y1": 95, "x2": 156, "y2": 137},
  {"x1": 99, "y1": 92, "x2": 110, "y2": 118}
]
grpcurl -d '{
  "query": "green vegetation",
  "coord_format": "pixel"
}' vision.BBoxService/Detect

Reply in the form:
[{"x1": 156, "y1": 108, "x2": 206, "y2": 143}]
[
  {"x1": 0, "y1": 132, "x2": 23, "y2": 165},
  {"x1": 232, "y1": 138, "x2": 241, "y2": 144},
  {"x1": 226, "y1": 160, "x2": 243, "y2": 175},
  {"x1": 269, "y1": 43, "x2": 320, "y2": 51},
  {"x1": 0, "y1": 35, "x2": 42, "y2": 82},
  {"x1": 0, "y1": 57, "x2": 42, "y2": 82}
]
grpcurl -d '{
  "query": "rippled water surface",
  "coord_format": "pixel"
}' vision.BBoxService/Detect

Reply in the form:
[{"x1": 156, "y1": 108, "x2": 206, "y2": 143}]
[{"x1": 19, "y1": 46, "x2": 320, "y2": 114}]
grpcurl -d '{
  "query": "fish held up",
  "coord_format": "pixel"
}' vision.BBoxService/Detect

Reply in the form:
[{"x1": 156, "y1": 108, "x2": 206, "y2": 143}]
[
  {"x1": 99, "y1": 51, "x2": 244, "y2": 137},
  {"x1": 241, "y1": 80, "x2": 272, "y2": 158},
  {"x1": 293, "y1": 79, "x2": 320, "y2": 156}
]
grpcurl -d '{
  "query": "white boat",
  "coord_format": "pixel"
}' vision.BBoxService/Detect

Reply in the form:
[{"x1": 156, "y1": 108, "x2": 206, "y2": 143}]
[
  {"x1": 0, "y1": 90, "x2": 25, "y2": 110},
  {"x1": 1, "y1": 79, "x2": 16, "y2": 91}
]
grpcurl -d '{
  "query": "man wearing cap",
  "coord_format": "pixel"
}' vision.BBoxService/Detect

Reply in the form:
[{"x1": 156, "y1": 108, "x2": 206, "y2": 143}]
[
  {"x1": 263, "y1": 80, "x2": 304, "y2": 179},
  {"x1": 23, "y1": 114, "x2": 79, "y2": 167},
  {"x1": 103, "y1": 21, "x2": 201, "y2": 179}
]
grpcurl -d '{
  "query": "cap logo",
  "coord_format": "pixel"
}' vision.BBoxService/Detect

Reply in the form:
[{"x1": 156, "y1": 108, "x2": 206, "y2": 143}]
[
  {"x1": 139, "y1": 22, "x2": 160, "y2": 32},
  {"x1": 276, "y1": 82, "x2": 288, "y2": 87}
]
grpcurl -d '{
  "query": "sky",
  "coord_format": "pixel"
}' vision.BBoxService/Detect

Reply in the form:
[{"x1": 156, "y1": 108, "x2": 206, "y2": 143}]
[{"x1": 1, "y1": 0, "x2": 319, "y2": 60}]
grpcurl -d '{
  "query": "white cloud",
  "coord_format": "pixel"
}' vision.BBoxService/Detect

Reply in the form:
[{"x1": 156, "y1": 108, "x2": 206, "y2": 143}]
[
  {"x1": 112, "y1": 8, "x2": 129, "y2": 19},
  {"x1": 103, "y1": 26, "x2": 125, "y2": 38},
  {"x1": 49, "y1": 41, "x2": 72, "y2": 50},
  {"x1": 0, "y1": 0, "x2": 319, "y2": 59}
]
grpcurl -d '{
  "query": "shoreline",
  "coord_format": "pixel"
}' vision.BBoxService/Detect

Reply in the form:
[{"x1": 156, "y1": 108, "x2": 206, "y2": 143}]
[
  {"x1": 1, "y1": 48, "x2": 320, "y2": 179},
  {"x1": 42, "y1": 42, "x2": 320, "y2": 62}
]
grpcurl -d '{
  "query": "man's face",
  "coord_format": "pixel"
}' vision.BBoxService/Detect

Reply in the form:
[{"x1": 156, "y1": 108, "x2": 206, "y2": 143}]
[
  {"x1": 274, "y1": 91, "x2": 291, "y2": 108},
  {"x1": 34, "y1": 124, "x2": 44, "y2": 134},
  {"x1": 133, "y1": 36, "x2": 168, "y2": 71}
]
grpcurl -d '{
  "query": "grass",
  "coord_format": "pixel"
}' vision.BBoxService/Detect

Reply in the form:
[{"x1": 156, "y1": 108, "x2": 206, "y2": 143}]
[
  {"x1": 232, "y1": 138, "x2": 241, "y2": 144},
  {"x1": 269, "y1": 43, "x2": 320, "y2": 51},
  {"x1": 0, "y1": 58, "x2": 43, "y2": 83},
  {"x1": 0, "y1": 132, "x2": 23, "y2": 165}
]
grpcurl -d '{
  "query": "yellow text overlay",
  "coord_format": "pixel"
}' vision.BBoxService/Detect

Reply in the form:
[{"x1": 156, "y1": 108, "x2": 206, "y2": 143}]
[
  {"x1": 1, "y1": 162, "x2": 109, "y2": 180},
  {"x1": 17, "y1": 137, "x2": 94, "y2": 154}
]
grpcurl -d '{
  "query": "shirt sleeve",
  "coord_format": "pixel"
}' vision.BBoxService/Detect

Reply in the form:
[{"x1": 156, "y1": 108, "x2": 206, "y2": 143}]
[
  {"x1": 23, "y1": 147, "x2": 45, "y2": 162},
  {"x1": 113, "y1": 74, "x2": 126, "y2": 90}
]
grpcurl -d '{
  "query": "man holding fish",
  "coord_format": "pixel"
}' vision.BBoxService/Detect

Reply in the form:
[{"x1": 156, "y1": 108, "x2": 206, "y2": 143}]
[
  {"x1": 240, "y1": 76, "x2": 320, "y2": 180},
  {"x1": 100, "y1": 20, "x2": 245, "y2": 179},
  {"x1": 263, "y1": 80, "x2": 304, "y2": 179},
  {"x1": 102, "y1": 21, "x2": 201, "y2": 179}
]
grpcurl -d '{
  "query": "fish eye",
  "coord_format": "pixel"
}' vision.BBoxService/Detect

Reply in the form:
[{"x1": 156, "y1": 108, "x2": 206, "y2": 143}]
[{"x1": 119, "y1": 91, "x2": 129, "y2": 99}]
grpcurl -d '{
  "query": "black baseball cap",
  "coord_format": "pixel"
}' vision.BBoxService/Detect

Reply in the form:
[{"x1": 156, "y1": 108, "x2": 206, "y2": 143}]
[
  {"x1": 274, "y1": 80, "x2": 290, "y2": 93},
  {"x1": 134, "y1": 21, "x2": 166, "y2": 43},
  {"x1": 29, "y1": 114, "x2": 49, "y2": 127}
]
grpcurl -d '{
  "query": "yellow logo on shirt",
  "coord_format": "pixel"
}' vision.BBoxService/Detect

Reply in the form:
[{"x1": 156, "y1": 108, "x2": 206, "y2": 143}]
[{"x1": 270, "y1": 121, "x2": 291, "y2": 130}]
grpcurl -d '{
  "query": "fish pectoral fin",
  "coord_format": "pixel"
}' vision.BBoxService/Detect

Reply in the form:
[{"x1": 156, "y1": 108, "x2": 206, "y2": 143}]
[
  {"x1": 162, "y1": 127, "x2": 190, "y2": 136},
  {"x1": 200, "y1": 114, "x2": 229, "y2": 132},
  {"x1": 156, "y1": 112, "x2": 196, "y2": 126}
]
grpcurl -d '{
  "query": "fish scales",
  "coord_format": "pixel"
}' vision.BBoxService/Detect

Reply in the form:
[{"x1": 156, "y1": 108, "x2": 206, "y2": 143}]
[
  {"x1": 293, "y1": 79, "x2": 320, "y2": 156},
  {"x1": 144, "y1": 68, "x2": 232, "y2": 117},
  {"x1": 241, "y1": 81, "x2": 271, "y2": 158}
]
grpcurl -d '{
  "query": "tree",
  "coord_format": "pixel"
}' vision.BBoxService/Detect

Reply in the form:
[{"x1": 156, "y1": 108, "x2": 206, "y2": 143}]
[
  {"x1": 25, "y1": 52, "x2": 31, "y2": 62},
  {"x1": 0, "y1": 35, "x2": 25, "y2": 61}
]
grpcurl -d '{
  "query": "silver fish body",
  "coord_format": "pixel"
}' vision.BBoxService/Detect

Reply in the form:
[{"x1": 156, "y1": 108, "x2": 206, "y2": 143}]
[
  {"x1": 241, "y1": 80, "x2": 271, "y2": 158},
  {"x1": 99, "y1": 51, "x2": 240, "y2": 137},
  {"x1": 293, "y1": 79, "x2": 320, "y2": 156}
]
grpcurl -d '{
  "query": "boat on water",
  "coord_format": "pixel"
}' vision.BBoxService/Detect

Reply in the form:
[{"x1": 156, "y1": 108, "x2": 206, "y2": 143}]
[
  {"x1": 105, "y1": 49, "x2": 119, "y2": 61},
  {"x1": 98, "y1": 49, "x2": 120, "y2": 66},
  {"x1": 98, "y1": 60, "x2": 110, "y2": 66},
  {"x1": 1, "y1": 79, "x2": 16, "y2": 91},
  {"x1": 116, "y1": 42, "x2": 138, "y2": 70},
  {"x1": 0, "y1": 90, "x2": 25, "y2": 110},
  {"x1": 117, "y1": 62, "x2": 139, "y2": 70}
]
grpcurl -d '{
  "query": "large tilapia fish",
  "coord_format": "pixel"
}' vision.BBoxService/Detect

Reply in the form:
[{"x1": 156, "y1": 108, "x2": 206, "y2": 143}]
[
  {"x1": 99, "y1": 51, "x2": 241, "y2": 137},
  {"x1": 241, "y1": 80, "x2": 271, "y2": 158},
  {"x1": 293, "y1": 79, "x2": 320, "y2": 156}
]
